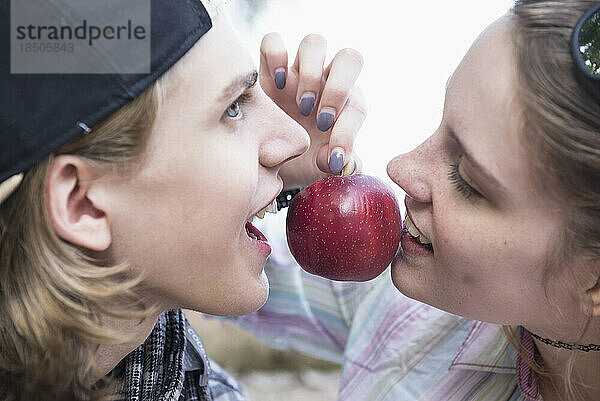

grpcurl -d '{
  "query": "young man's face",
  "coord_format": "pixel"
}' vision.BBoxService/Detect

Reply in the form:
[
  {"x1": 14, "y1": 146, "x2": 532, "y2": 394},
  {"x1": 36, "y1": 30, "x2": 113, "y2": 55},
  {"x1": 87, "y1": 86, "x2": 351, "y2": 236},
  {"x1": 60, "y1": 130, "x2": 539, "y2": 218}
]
[{"x1": 106, "y1": 10, "x2": 309, "y2": 316}]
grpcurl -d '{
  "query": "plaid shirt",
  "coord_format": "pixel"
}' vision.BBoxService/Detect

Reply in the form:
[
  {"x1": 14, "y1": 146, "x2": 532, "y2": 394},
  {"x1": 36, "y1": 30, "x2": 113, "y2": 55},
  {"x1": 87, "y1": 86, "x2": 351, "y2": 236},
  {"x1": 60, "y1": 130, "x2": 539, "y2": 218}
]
[{"x1": 112, "y1": 309, "x2": 246, "y2": 401}]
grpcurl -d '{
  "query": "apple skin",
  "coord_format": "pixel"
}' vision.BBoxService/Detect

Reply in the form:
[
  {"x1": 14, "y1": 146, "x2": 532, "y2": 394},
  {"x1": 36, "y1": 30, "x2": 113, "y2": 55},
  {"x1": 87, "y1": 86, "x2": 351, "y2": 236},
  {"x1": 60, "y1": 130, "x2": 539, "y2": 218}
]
[{"x1": 286, "y1": 174, "x2": 402, "y2": 281}]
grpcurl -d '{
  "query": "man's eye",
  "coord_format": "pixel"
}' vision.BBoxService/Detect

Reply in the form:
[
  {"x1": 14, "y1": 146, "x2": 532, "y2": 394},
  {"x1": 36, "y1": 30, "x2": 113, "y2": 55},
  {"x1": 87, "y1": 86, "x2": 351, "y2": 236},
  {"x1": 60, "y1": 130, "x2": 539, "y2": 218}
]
[
  {"x1": 223, "y1": 93, "x2": 252, "y2": 120},
  {"x1": 226, "y1": 100, "x2": 241, "y2": 119}
]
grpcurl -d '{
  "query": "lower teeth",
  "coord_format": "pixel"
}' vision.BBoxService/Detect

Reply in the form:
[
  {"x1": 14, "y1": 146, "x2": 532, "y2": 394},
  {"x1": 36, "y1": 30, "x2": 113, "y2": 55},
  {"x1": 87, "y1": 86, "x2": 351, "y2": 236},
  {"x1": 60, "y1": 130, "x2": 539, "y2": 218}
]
[
  {"x1": 419, "y1": 241, "x2": 433, "y2": 251},
  {"x1": 246, "y1": 228, "x2": 258, "y2": 240},
  {"x1": 406, "y1": 231, "x2": 433, "y2": 251}
]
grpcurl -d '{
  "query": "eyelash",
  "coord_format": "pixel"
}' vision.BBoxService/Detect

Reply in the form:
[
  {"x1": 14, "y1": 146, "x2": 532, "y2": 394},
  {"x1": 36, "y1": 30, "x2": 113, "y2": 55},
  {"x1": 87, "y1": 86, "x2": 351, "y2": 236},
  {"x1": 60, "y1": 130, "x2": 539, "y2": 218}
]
[
  {"x1": 224, "y1": 92, "x2": 253, "y2": 120},
  {"x1": 448, "y1": 162, "x2": 483, "y2": 200}
]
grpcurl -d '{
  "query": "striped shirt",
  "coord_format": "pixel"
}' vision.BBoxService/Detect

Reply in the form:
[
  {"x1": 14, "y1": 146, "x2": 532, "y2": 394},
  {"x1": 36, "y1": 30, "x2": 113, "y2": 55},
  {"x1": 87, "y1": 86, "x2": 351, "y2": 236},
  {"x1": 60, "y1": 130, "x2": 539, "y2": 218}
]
[{"x1": 229, "y1": 211, "x2": 541, "y2": 401}]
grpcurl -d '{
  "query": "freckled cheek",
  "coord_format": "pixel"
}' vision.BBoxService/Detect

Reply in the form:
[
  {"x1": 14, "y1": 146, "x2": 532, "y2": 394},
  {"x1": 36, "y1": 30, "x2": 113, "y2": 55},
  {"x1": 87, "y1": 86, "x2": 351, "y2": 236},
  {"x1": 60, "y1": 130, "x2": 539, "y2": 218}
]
[
  {"x1": 434, "y1": 220, "x2": 543, "y2": 298},
  {"x1": 432, "y1": 217, "x2": 496, "y2": 287},
  {"x1": 434, "y1": 244, "x2": 479, "y2": 287}
]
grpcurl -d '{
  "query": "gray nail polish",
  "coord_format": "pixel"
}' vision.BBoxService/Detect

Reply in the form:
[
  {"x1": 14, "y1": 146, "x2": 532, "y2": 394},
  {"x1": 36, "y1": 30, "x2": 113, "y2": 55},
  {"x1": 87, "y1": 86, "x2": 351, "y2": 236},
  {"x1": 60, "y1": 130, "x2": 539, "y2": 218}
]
[
  {"x1": 299, "y1": 96, "x2": 315, "y2": 116},
  {"x1": 317, "y1": 111, "x2": 335, "y2": 132},
  {"x1": 329, "y1": 148, "x2": 345, "y2": 174},
  {"x1": 275, "y1": 70, "x2": 286, "y2": 90}
]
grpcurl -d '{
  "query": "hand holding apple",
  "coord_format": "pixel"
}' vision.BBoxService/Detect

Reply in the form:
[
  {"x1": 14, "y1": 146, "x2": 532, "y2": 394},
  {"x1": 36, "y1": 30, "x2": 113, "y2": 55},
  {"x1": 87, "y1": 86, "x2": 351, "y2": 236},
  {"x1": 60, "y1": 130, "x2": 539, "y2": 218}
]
[
  {"x1": 259, "y1": 33, "x2": 366, "y2": 189},
  {"x1": 286, "y1": 174, "x2": 401, "y2": 281}
]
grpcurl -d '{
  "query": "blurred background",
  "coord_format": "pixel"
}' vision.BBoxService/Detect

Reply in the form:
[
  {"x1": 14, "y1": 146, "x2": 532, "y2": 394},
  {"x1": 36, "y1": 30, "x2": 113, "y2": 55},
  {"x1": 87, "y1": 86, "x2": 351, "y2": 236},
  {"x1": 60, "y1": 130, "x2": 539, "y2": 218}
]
[{"x1": 189, "y1": 1, "x2": 514, "y2": 400}]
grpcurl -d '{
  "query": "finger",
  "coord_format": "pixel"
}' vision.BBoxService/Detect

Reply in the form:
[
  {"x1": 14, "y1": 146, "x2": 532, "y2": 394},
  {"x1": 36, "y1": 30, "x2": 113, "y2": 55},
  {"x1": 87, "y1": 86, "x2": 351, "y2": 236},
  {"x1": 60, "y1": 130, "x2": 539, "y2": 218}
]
[
  {"x1": 314, "y1": 148, "x2": 363, "y2": 176},
  {"x1": 319, "y1": 86, "x2": 367, "y2": 174},
  {"x1": 260, "y1": 32, "x2": 289, "y2": 90},
  {"x1": 292, "y1": 34, "x2": 327, "y2": 117},
  {"x1": 329, "y1": 86, "x2": 367, "y2": 174},
  {"x1": 316, "y1": 48, "x2": 364, "y2": 133}
]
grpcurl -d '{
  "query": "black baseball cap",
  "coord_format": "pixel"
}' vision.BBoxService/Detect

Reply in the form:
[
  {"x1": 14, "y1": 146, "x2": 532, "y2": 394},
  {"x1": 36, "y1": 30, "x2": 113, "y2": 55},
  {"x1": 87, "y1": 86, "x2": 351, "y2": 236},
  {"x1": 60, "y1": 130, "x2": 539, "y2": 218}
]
[{"x1": 0, "y1": 0, "x2": 213, "y2": 187}]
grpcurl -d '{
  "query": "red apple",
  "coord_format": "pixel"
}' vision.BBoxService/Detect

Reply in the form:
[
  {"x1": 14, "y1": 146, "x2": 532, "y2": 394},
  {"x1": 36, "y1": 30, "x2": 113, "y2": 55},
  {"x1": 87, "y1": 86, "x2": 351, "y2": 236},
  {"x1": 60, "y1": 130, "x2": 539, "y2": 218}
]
[{"x1": 286, "y1": 174, "x2": 402, "y2": 281}]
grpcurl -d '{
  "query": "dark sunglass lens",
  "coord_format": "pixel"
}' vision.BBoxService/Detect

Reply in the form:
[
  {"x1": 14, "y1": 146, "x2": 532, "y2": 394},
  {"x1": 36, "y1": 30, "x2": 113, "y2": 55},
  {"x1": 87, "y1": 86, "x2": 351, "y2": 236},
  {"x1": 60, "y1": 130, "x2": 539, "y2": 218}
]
[{"x1": 578, "y1": 9, "x2": 600, "y2": 75}]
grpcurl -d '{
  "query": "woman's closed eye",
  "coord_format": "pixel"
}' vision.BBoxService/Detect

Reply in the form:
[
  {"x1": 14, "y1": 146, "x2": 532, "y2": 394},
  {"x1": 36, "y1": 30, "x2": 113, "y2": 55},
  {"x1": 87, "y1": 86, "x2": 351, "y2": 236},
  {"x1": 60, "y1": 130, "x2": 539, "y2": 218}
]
[
  {"x1": 448, "y1": 160, "x2": 483, "y2": 201},
  {"x1": 223, "y1": 92, "x2": 253, "y2": 120}
]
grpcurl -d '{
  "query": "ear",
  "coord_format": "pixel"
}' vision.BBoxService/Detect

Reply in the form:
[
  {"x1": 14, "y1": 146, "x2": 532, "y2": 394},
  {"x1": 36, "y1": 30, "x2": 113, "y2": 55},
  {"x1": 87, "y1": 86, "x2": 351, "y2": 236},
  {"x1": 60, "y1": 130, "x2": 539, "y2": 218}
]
[
  {"x1": 46, "y1": 155, "x2": 111, "y2": 251},
  {"x1": 582, "y1": 262, "x2": 600, "y2": 317}
]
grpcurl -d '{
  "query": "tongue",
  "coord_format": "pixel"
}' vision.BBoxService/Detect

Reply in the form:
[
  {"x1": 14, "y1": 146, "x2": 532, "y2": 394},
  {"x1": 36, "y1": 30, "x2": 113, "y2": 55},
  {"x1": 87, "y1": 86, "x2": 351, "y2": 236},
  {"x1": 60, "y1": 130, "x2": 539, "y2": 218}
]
[{"x1": 245, "y1": 221, "x2": 267, "y2": 242}]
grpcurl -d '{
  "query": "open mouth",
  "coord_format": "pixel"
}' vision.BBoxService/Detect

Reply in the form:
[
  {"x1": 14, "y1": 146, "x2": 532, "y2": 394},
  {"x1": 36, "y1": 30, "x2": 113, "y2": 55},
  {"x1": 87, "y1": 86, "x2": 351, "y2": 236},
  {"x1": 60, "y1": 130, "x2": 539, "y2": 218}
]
[
  {"x1": 244, "y1": 197, "x2": 279, "y2": 241},
  {"x1": 245, "y1": 220, "x2": 267, "y2": 241},
  {"x1": 403, "y1": 212, "x2": 434, "y2": 253}
]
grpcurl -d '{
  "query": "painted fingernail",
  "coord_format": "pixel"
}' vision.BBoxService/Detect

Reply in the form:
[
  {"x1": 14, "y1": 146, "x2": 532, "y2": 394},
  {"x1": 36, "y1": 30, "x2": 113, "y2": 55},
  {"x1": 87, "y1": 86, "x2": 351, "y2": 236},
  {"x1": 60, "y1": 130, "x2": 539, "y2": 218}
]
[
  {"x1": 329, "y1": 147, "x2": 345, "y2": 174},
  {"x1": 299, "y1": 93, "x2": 315, "y2": 116},
  {"x1": 275, "y1": 68, "x2": 286, "y2": 90},
  {"x1": 317, "y1": 108, "x2": 335, "y2": 132}
]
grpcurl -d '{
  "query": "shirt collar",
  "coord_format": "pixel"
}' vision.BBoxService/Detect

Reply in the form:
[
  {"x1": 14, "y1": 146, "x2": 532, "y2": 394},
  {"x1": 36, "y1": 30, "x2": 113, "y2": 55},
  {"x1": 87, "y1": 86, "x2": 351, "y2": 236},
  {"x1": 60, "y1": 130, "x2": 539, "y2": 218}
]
[
  {"x1": 113, "y1": 310, "x2": 188, "y2": 401},
  {"x1": 111, "y1": 310, "x2": 212, "y2": 401},
  {"x1": 449, "y1": 322, "x2": 542, "y2": 400},
  {"x1": 516, "y1": 328, "x2": 543, "y2": 401},
  {"x1": 449, "y1": 321, "x2": 517, "y2": 374},
  {"x1": 183, "y1": 317, "x2": 212, "y2": 387}
]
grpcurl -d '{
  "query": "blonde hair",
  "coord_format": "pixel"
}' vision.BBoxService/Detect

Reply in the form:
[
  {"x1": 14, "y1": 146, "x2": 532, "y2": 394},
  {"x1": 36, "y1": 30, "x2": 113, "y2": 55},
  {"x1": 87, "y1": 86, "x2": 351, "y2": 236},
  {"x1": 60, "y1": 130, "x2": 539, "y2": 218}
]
[
  {"x1": 0, "y1": 79, "x2": 163, "y2": 400},
  {"x1": 508, "y1": 1, "x2": 600, "y2": 399}
]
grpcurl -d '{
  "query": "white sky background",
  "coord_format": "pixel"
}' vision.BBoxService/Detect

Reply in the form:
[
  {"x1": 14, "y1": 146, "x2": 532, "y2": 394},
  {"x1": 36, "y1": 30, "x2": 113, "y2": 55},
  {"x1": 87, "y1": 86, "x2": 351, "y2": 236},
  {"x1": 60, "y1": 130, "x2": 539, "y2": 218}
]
[{"x1": 228, "y1": 0, "x2": 514, "y2": 198}]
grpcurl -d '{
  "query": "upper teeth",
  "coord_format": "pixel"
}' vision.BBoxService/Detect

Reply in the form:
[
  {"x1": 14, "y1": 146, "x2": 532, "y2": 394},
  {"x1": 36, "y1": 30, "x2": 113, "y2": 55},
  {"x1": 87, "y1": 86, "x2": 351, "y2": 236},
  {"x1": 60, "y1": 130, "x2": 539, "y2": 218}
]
[
  {"x1": 405, "y1": 213, "x2": 432, "y2": 245},
  {"x1": 249, "y1": 198, "x2": 278, "y2": 222}
]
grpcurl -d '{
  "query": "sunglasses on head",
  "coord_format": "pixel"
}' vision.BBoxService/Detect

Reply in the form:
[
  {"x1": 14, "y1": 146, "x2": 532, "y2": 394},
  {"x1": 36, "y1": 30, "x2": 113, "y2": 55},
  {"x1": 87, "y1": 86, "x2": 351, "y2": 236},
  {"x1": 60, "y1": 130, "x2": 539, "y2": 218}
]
[{"x1": 572, "y1": 2, "x2": 600, "y2": 80}]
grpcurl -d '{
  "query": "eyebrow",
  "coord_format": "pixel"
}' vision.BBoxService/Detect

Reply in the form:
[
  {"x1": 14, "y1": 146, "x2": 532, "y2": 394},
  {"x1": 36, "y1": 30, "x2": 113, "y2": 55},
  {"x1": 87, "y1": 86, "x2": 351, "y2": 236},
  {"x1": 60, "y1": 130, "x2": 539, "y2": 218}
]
[
  {"x1": 447, "y1": 127, "x2": 507, "y2": 193},
  {"x1": 218, "y1": 70, "x2": 258, "y2": 103}
]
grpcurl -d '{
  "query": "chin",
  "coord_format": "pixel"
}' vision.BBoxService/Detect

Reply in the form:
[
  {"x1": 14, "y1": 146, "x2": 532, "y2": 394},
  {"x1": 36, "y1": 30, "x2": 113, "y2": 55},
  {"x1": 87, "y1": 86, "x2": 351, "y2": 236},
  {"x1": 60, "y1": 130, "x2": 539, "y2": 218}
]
[
  {"x1": 390, "y1": 258, "x2": 430, "y2": 304},
  {"x1": 223, "y1": 272, "x2": 270, "y2": 317},
  {"x1": 185, "y1": 291, "x2": 269, "y2": 317},
  {"x1": 244, "y1": 273, "x2": 270, "y2": 314},
  {"x1": 390, "y1": 269, "x2": 414, "y2": 299},
  {"x1": 221, "y1": 292, "x2": 269, "y2": 317}
]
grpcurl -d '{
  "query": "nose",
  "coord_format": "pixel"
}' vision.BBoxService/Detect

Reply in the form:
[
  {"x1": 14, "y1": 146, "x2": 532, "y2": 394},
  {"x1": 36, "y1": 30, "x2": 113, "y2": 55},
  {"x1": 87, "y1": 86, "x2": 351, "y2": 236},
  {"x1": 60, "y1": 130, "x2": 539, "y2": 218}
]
[
  {"x1": 386, "y1": 137, "x2": 434, "y2": 204},
  {"x1": 259, "y1": 97, "x2": 310, "y2": 169}
]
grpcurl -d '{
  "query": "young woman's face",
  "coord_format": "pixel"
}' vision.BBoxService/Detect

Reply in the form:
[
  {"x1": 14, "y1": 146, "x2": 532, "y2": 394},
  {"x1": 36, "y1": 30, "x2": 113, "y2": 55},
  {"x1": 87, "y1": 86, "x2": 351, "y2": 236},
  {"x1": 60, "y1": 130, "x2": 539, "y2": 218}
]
[
  {"x1": 387, "y1": 16, "x2": 590, "y2": 336},
  {"x1": 105, "y1": 11, "x2": 309, "y2": 316}
]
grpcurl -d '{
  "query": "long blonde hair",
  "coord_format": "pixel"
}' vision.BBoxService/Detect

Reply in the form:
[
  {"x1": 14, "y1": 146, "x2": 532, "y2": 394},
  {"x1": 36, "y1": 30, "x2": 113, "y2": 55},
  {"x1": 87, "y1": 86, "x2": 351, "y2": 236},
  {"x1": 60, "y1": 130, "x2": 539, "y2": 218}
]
[
  {"x1": 0, "y1": 79, "x2": 163, "y2": 400},
  {"x1": 508, "y1": 1, "x2": 600, "y2": 399}
]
